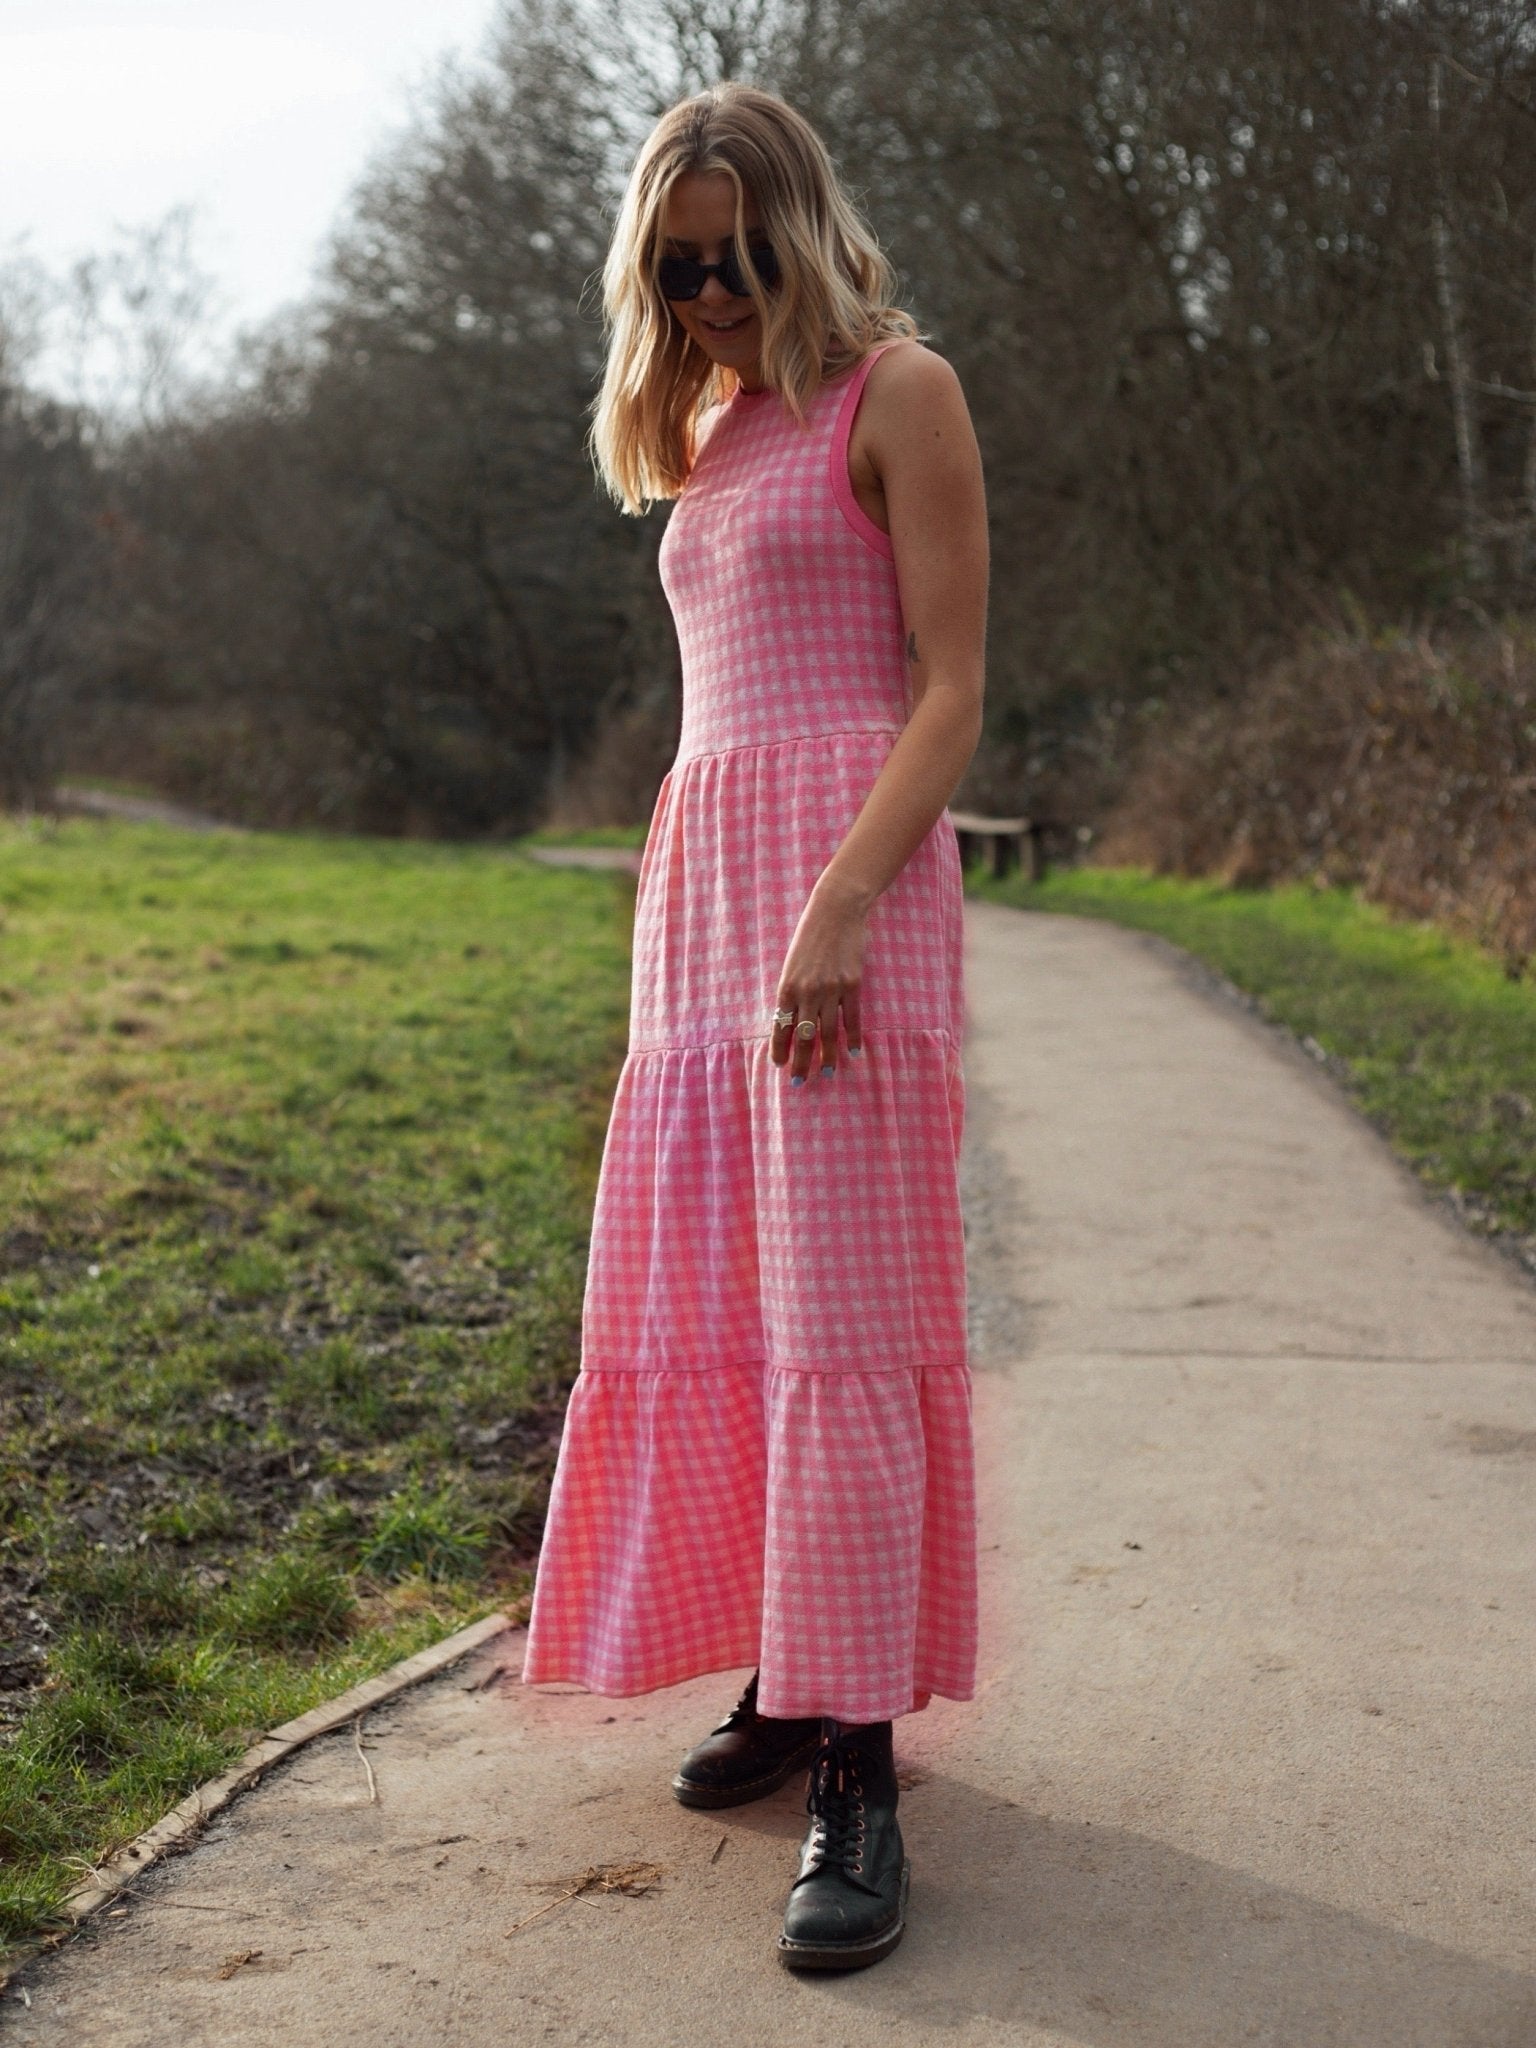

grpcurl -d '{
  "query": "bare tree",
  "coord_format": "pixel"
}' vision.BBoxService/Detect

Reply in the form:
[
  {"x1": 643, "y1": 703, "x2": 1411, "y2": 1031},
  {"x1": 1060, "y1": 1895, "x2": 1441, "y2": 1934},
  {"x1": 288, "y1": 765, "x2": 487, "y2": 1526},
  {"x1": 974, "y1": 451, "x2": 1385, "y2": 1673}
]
[
  {"x1": 48, "y1": 0, "x2": 1536, "y2": 832},
  {"x1": 0, "y1": 376, "x2": 100, "y2": 804},
  {"x1": 56, "y1": 208, "x2": 218, "y2": 430}
]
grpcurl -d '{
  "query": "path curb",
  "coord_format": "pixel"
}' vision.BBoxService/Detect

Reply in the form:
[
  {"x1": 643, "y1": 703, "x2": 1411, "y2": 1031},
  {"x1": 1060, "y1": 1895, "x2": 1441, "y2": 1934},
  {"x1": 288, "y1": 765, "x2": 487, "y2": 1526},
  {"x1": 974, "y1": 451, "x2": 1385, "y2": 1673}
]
[{"x1": 3, "y1": 1610, "x2": 514, "y2": 1989}]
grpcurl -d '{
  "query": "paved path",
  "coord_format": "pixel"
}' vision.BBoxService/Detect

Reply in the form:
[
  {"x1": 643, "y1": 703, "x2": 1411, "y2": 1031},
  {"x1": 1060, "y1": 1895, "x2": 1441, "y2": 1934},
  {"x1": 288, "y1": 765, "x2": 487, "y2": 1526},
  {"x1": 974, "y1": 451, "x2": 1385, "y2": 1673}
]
[
  {"x1": 521, "y1": 844, "x2": 642, "y2": 874},
  {"x1": 11, "y1": 903, "x2": 1536, "y2": 2046},
  {"x1": 50, "y1": 787, "x2": 244, "y2": 834}
]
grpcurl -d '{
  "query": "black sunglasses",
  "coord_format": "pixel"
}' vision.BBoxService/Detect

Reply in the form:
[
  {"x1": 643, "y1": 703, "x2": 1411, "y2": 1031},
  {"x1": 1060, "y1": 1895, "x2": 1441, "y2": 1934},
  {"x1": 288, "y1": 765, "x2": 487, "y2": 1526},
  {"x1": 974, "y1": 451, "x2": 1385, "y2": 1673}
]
[{"x1": 656, "y1": 241, "x2": 781, "y2": 302}]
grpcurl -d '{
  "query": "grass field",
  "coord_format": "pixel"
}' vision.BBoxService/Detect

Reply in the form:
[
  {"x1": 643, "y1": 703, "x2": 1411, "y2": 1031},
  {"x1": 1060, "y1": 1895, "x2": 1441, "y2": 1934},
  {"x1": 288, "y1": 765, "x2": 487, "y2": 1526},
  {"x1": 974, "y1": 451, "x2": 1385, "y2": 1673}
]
[
  {"x1": 969, "y1": 864, "x2": 1536, "y2": 1257},
  {"x1": 0, "y1": 818, "x2": 632, "y2": 1958},
  {"x1": 4, "y1": 818, "x2": 1532, "y2": 1968}
]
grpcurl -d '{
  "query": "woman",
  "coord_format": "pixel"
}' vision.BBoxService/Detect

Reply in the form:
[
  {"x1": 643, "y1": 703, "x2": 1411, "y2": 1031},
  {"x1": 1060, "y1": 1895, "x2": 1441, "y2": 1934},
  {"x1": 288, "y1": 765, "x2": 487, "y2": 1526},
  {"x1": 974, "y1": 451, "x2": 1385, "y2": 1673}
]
[{"x1": 523, "y1": 79, "x2": 989, "y2": 1972}]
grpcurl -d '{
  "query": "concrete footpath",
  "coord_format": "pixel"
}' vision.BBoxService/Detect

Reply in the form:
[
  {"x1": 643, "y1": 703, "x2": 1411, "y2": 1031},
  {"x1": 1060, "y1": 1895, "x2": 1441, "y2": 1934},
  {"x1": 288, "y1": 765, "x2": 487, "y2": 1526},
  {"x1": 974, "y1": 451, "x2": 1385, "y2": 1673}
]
[{"x1": 10, "y1": 902, "x2": 1536, "y2": 2046}]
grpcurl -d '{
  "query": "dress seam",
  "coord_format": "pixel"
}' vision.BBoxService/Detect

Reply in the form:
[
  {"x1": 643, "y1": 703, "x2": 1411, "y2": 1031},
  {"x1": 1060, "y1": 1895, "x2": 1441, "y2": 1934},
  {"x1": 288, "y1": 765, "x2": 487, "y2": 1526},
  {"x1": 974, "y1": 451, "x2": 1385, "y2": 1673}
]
[
  {"x1": 577, "y1": 1356, "x2": 972, "y2": 1378},
  {"x1": 670, "y1": 726, "x2": 904, "y2": 769},
  {"x1": 623, "y1": 1024, "x2": 962, "y2": 1056}
]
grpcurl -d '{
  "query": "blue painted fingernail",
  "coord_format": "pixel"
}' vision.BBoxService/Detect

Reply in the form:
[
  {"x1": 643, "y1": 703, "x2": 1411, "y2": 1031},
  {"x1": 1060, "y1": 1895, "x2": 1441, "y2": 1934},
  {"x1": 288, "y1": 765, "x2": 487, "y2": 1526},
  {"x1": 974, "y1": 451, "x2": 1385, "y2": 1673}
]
[
  {"x1": 820, "y1": 1063, "x2": 835, "y2": 1077},
  {"x1": 790, "y1": 1074, "x2": 805, "y2": 1087},
  {"x1": 848, "y1": 1046, "x2": 863, "y2": 1058}
]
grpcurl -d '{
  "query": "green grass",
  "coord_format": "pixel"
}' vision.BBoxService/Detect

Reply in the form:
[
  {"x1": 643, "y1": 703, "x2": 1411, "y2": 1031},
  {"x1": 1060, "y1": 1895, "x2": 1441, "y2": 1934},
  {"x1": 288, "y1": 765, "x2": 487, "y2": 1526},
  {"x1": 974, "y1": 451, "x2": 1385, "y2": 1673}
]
[
  {"x1": 969, "y1": 864, "x2": 1536, "y2": 1250},
  {"x1": 0, "y1": 817, "x2": 633, "y2": 1961}
]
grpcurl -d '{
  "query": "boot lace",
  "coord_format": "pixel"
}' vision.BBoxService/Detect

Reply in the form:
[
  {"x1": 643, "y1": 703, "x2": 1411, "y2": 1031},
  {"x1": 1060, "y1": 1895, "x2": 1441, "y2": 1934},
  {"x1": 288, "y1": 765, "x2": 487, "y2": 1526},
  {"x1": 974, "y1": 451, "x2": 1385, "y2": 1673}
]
[
  {"x1": 803, "y1": 1732, "x2": 869, "y2": 1878},
  {"x1": 716, "y1": 1670, "x2": 761, "y2": 1732}
]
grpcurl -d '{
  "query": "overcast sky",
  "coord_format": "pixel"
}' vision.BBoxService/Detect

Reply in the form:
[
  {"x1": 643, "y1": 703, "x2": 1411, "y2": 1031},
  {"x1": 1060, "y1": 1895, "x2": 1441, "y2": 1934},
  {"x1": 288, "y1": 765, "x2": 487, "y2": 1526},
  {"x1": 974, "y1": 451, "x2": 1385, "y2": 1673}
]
[{"x1": 0, "y1": 0, "x2": 500, "y2": 382}]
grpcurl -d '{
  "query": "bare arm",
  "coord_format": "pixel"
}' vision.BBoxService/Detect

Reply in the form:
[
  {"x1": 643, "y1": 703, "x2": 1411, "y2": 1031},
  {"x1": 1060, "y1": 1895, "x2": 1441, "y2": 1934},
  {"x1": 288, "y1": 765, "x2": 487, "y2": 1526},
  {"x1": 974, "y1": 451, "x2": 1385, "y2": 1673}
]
[
  {"x1": 772, "y1": 342, "x2": 988, "y2": 1081},
  {"x1": 818, "y1": 343, "x2": 987, "y2": 908}
]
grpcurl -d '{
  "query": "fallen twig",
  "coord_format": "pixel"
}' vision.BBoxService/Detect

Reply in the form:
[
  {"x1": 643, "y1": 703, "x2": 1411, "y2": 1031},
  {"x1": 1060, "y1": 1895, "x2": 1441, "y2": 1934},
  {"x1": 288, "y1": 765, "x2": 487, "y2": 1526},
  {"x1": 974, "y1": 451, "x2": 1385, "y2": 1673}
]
[
  {"x1": 352, "y1": 1713, "x2": 379, "y2": 1805},
  {"x1": 503, "y1": 1861, "x2": 664, "y2": 1937}
]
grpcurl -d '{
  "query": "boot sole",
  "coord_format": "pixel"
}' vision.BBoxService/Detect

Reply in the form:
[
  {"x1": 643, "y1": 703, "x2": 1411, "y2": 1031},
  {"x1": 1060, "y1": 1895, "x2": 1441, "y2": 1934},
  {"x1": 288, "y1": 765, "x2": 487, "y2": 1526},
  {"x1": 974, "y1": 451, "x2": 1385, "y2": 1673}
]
[
  {"x1": 775, "y1": 1859, "x2": 911, "y2": 1971},
  {"x1": 671, "y1": 1738, "x2": 822, "y2": 1810}
]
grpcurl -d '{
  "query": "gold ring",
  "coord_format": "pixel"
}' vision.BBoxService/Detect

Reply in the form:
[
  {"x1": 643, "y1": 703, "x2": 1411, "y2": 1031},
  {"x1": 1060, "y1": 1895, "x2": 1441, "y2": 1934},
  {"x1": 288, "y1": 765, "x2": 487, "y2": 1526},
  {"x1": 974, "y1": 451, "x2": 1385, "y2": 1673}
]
[
  {"x1": 772, "y1": 1007, "x2": 795, "y2": 1029},
  {"x1": 795, "y1": 1019, "x2": 817, "y2": 1041}
]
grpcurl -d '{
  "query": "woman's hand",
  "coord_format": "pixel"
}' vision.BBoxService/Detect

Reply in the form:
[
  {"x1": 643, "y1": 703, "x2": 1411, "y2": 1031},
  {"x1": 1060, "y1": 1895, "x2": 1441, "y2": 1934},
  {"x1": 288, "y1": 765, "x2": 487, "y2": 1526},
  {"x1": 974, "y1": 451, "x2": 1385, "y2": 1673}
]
[{"x1": 770, "y1": 874, "x2": 869, "y2": 1082}]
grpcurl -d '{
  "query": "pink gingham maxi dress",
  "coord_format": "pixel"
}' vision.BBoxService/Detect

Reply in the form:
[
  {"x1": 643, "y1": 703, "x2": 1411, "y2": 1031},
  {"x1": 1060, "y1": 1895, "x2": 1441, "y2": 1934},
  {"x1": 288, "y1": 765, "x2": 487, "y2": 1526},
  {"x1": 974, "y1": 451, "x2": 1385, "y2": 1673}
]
[{"x1": 522, "y1": 342, "x2": 978, "y2": 1722}]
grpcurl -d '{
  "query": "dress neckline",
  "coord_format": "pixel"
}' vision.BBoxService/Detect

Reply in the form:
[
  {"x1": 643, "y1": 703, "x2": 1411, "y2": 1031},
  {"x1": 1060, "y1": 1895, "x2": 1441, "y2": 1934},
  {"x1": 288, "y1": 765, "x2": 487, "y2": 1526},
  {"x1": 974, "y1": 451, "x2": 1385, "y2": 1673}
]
[{"x1": 728, "y1": 351, "x2": 883, "y2": 410}]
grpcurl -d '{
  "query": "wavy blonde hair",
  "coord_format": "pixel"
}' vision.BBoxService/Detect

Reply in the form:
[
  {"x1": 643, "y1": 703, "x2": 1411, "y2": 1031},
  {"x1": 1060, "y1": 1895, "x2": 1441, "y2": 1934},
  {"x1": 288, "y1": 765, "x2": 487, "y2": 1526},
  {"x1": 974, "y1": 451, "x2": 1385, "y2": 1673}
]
[{"x1": 590, "y1": 81, "x2": 921, "y2": 514}]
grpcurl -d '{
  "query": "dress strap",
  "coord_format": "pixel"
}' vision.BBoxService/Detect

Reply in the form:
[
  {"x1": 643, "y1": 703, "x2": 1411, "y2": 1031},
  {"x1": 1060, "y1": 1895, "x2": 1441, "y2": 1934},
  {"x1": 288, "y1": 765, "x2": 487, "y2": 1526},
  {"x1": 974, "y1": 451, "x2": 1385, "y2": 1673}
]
[{"x1": 830, "y1": 342, "x2": 902, "y2": 560}]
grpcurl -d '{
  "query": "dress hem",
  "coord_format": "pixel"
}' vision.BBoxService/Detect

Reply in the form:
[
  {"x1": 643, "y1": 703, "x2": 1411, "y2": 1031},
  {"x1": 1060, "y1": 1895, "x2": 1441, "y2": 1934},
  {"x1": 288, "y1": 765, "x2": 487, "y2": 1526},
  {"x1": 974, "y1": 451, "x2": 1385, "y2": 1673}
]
[{"x1": 518, "y1": 1650, "x2": 974, "y2": 1723}]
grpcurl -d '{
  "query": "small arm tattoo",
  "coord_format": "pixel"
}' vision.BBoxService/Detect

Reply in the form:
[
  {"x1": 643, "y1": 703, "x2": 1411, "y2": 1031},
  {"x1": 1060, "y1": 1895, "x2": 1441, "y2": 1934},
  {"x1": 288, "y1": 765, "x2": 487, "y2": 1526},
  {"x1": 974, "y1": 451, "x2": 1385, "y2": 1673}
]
[{"x1": 906, "y1": 631, "x2": 918, "y2": 662}]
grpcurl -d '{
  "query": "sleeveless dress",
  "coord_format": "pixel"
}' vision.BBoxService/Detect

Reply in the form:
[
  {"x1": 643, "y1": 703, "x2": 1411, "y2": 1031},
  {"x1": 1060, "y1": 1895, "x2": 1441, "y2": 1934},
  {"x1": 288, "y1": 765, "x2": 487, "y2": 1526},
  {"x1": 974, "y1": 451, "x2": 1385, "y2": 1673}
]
[{"x1": 522, "y1": 341, "x2": 978, "y2": 1723}]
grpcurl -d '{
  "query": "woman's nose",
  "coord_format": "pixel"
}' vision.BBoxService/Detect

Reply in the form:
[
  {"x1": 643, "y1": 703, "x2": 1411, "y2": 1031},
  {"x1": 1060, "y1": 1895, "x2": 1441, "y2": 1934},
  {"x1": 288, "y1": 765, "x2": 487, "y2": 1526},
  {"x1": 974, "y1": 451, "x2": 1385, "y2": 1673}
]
[{"x1": 697, "y1": 270, "x2": 738, "y2": 308}]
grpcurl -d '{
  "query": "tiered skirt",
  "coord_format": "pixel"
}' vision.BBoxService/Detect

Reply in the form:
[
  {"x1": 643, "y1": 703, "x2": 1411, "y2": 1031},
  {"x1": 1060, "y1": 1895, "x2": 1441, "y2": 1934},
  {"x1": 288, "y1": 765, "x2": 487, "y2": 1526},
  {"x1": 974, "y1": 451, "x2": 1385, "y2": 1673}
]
[{"x1": 522, "y1": 730, "x2": 978, "y2": 1722}]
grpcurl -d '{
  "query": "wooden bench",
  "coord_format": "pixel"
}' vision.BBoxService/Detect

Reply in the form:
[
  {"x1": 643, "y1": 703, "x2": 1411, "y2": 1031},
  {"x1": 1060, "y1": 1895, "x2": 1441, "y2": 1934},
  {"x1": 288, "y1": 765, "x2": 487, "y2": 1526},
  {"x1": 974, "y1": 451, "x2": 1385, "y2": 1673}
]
[{"x1": 948, "y1": 809, "x2": 1051, "y2": 882}]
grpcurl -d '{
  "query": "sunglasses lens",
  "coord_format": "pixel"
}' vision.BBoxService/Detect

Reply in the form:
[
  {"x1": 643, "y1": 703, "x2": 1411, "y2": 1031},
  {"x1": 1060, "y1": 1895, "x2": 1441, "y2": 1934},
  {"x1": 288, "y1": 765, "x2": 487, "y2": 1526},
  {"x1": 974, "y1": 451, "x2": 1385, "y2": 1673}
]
[
  {"x1": 657, "y1": 257, "x2": 704, "y2": 300},
  {"x1": 749, "y1": 243, "x2": 780, "y2": 291},
  {"x1": 722, "y1": 244, "x2": 778, "y2": 296},
  {"x1": 656, "y1": 244, "x2": 778, "y2": 301}
]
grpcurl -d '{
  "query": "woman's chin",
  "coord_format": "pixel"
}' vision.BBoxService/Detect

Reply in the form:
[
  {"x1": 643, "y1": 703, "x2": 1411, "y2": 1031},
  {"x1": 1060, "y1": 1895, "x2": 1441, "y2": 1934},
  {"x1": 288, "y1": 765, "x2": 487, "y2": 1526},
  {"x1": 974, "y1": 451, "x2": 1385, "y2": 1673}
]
[{"x1": 691, "y1": 315, "x2": 759, "y2": 365}]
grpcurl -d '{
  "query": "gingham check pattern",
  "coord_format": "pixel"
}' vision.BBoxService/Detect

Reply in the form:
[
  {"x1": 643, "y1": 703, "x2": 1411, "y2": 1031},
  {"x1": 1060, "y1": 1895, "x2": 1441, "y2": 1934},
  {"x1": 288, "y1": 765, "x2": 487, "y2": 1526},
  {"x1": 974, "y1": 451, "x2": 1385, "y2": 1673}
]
[{"x1": 523, "y1": 345, "x2": 978, "y2": 1721}]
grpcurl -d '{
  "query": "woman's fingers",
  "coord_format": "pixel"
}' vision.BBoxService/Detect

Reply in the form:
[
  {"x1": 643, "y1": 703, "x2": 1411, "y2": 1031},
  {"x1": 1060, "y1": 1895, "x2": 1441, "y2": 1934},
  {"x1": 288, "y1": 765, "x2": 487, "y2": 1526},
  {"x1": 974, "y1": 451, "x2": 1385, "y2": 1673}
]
[
  {"x1": 775, "y1": 989, "x2": 861, "y2": 1082},
  {"x1": 770, "y1": 1001, "x2": 795, "y2": 1068},
  {"x1": 816, "y1": 995, "x2": 841, "y2": 1076},
  {"x1": 789, "y1": 1014, "x2": 819, "y2": 1083},
  {"x1": 774, "y1": 890, "x2": 870, "y2": 1083},
  {"x1": 842, "y1": 986, "x2": 863, "y2": 1058}
]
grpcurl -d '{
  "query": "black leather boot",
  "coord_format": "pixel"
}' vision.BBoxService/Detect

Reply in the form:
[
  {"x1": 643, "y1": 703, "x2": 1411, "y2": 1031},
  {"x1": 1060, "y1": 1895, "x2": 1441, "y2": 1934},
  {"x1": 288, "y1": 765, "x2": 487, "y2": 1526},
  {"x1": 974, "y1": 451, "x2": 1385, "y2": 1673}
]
[
  {"x1": 671, "y1": 1671, "x2": 823, "y2": 1809},
  {"x1": 777, "y1": 1718, "x2": 909, "y2": 1970}
]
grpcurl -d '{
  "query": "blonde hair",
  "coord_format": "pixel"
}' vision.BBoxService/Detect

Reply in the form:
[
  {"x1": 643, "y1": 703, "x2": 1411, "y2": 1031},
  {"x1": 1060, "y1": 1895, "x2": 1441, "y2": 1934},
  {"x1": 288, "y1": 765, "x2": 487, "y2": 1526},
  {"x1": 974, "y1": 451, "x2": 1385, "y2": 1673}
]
[{"x1": 590, "y1": 82, "x2": 921, "y2": 514}]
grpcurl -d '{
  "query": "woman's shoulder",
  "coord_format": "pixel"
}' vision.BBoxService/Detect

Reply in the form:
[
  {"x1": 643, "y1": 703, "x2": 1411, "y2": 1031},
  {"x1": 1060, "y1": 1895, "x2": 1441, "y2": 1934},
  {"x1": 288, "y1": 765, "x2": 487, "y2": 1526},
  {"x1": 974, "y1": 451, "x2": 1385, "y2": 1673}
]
[
  {"x1": 860, "y1": 337, "x2": 964, "y2": 403},
  {"x1": 849, "y1": 339, "x2": 972, "y2": 454}
]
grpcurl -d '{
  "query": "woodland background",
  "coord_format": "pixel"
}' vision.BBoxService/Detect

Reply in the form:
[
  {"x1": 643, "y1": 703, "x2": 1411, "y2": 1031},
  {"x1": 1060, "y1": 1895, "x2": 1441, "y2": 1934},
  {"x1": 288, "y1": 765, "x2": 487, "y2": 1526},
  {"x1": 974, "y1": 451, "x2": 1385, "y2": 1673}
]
[{"x1": 4, "y1": 0, "x2": 1536, "y2": 959}]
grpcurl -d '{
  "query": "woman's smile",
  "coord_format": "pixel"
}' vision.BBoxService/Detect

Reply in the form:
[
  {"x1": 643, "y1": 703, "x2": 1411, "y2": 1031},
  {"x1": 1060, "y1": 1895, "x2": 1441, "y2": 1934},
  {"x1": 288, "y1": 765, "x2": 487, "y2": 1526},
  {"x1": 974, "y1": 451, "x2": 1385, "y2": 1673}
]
[{"x1": 677, "y1": 287, "x2": 761, "y2": 374}]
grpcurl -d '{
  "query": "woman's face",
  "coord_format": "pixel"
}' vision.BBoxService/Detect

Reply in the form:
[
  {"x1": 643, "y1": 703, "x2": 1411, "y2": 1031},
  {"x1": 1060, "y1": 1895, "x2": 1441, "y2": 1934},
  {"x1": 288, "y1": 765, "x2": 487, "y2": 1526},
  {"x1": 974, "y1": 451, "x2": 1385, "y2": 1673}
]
[{"x1": 658, "y1": 169, "x2": 771, "y2": 388}]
